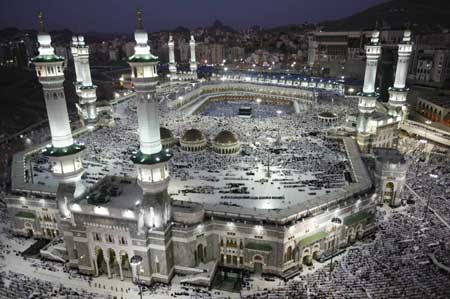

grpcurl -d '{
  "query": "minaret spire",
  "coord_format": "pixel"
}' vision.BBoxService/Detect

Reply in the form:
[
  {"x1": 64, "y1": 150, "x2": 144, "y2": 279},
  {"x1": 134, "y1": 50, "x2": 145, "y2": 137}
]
[
  {"x1": 137, "y1": 7, "x2": 143, "y2": 30},
  {"x1": 38, "y1": 11, "x2": 45, "y2": 32}
]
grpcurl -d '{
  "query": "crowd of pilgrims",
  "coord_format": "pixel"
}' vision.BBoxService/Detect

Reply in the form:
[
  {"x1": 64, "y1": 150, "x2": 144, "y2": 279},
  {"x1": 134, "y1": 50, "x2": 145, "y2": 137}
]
[
  {"x1": 30, "y1": 90, "x2": 356, "y2": 197},
  {"x1": 0, "y1": 271, "x2": 105, "y2": 299}
]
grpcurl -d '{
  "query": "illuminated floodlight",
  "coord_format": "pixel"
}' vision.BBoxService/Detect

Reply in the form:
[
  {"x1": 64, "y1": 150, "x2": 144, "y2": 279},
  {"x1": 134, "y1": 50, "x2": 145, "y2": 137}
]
[
  {"x1": 94, "y1": 206, "x2": 109, "y2": 216},
  {"x1": 71, "y1": 203, "x2": 82, "y2": 212},
  {"x1": 255, "y1": 225, "x2": 263, "y2": 233},
  {"x1": 122, "y1": 209, "x2": 135, "y2": 219}
]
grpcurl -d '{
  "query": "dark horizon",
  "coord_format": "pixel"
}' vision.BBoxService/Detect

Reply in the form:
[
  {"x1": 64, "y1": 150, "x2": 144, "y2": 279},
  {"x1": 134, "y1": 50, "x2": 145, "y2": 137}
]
[{"x1": 0, "y1": 0, "x2": 386, "y2": 34}]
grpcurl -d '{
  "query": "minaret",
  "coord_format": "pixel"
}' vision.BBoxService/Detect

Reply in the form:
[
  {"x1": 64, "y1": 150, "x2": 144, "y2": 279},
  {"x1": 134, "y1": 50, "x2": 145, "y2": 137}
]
[
  {"x1": 129, "y1": 9, "x2": 173, "y2": 230},
  {"x1": 71, "y1": 36, "x2": 82, "y2": 90},
  {"x1": 189, "y1": 34, "x2": 197, "y2": 73},
  {"x1": 388, "y1": 30, "x2": 413, "y2": 120},
  {"x1": 168, "y1": 34, "x2": 177, "y2": 74},
  {"x1": 358, "y1": 30, "x2": 381, "y2": 116},
  {"x1": 307, "y1": 35, "x2": 317, "y2": 68},
  {"x1": 71, "y1": 35, "x2": 97, "y2": 128},
  {"x1": 32, "y1": 12, "x2": 85, "y2": 210},
  {"x1": 356, "y1": 30, "x2": 382, "y2": 152}
]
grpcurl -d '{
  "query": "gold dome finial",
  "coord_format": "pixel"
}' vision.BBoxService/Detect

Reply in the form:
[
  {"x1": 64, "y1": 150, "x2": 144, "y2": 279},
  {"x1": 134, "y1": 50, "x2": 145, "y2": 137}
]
[
  {"x1": 38, "y1": 11, "x2": 45, "y2": 32},
  {"x1": 137, "y1": 8, "x2": 143, "y2": 30}
]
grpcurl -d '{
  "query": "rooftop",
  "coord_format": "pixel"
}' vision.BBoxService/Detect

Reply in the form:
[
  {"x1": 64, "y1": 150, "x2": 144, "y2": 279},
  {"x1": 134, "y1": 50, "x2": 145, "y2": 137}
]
[
  {"x1": 79, "y1": 176, "x2": 141, "y2": 210},
  {"x1": 373, "y1": 148, "x2": 406, "y2": 164},
  {"x1": 419, "y1": 95, "x2": 450, "y2": 109}
]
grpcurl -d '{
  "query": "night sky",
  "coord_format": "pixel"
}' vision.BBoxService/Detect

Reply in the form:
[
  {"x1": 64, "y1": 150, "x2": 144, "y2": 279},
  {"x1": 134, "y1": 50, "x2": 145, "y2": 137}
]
[{"x1": 0, "y1": 0, "x2": 385, "y2": 33}]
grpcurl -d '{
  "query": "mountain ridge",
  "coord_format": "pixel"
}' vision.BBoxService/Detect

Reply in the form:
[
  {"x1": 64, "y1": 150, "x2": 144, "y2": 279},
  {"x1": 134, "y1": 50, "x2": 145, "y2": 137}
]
[{"x1": 320, "y1": 0, "x2": 450, "y2": 32}]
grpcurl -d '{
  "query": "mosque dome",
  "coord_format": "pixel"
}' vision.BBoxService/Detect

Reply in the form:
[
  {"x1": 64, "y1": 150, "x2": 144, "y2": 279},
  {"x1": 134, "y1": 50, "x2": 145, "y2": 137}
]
[
  {"x1": 160, "y1": 127, "x2": 176, "y2": 149},
  {"x1": 212, "y1": 130, "x2": 240, "y2": 155},
  {"x1": 214, "y1": 130, "x2": 238, "y2": 144},
  {"x1": 160, "y1": 127, "x2": 173, "y2": 140},
  {"x1": 180, "y1": 129, "x2": 207, "y2": 152},
  {"x1": 181, "y1": 129, "x2": 205, "y2": 143}
]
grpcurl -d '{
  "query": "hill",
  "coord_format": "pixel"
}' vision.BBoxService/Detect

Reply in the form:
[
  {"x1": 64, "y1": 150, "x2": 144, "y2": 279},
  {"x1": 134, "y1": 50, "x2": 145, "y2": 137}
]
[{"x1": 320, "y1": 0, "x2": 450, "y2": 32}]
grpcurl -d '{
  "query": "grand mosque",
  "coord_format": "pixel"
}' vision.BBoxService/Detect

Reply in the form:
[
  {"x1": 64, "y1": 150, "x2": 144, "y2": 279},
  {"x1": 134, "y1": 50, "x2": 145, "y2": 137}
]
[{"x1": 5, "y1": 9, "x2": 411, "y2": 287}]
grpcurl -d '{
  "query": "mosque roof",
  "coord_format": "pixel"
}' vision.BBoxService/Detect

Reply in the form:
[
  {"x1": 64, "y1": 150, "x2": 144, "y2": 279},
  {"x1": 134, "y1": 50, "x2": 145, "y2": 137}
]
[
  {"x1": 214, "y1": 130, "x2": 238, "y2": 144},
  {"x1": 181, "y1": 129, "x2": 205, "y2": 142},
  {"x1": 373, "y1": 148, "x2": 406, "y2": 164}
]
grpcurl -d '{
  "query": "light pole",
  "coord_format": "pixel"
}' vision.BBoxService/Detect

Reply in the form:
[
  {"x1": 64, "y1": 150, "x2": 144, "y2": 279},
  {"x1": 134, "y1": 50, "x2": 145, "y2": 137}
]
[
  {"x1": 256, "y1": 98, "x2": 262, "y2": 127},
  {"x1": 130, "y1": 255, "x2": 143, "y2": 299},
  {"x1": 276, "y1": 110, "x2": 282, "y2": 144},
  {"x1": 329, "y1": 217, "x2": 342, "y2": 276},
  {"x1": 425, "y1": 174, "x2": 438, "y2": 219}
]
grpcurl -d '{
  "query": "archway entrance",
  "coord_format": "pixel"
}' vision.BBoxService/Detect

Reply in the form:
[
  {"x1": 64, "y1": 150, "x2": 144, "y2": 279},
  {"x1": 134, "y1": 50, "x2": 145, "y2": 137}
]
[
  {"x1": 120, "y1": 251, "x2": 132, "y2": 279},
  {"x1": 95, "y1": 247, "x2": 107, "y2": 276},
  {"x1": 26, "y1": 229, "x2": 33, "y2": 238},
  {"x1": 197, "y1": 244, "x2": 204, "y2": 263},
  {"x1": 108, "y1": 249, "x2": 119, "y2": 278},
  {"x1": 384, "y1": 182, "x2": 395, "y2": 205},
  {"x1": 302, "y1": 255, "x2": 312, "y2": 266},
  {"x1": 348, "y1": 235, "x2": 354, "y2": 244},
  {"x1": 45, "y1": 228, "x2": 53, "y2": 238},
  {"x1": 356, "y1": 230, "x2": 364, "y2": 240},
  {"x1": 313, "y1": 251, "x2": 320, "y2": 261},
  {"x1": 253, "y1": 255, "x2": 263, "y2": 275},
  {"x1": 254, "y1": 262, "x2": 263, "y2": 274}
]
